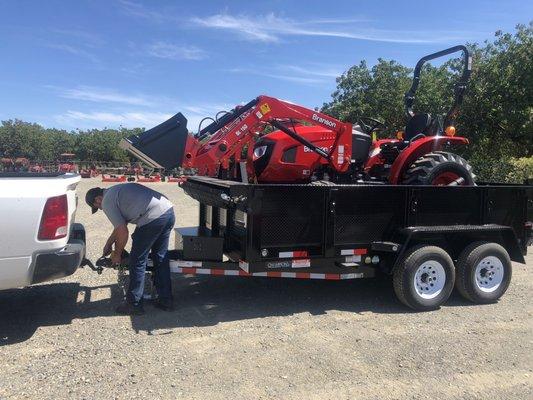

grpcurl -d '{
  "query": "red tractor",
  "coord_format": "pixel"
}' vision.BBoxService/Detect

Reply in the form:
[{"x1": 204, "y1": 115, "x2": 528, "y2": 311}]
[
  {"x1": 57, "y1": 153, "x2": 79, "y2": 173},
  {"x1": 122, "y1": 46, "x2": 475, "y2": 186}
]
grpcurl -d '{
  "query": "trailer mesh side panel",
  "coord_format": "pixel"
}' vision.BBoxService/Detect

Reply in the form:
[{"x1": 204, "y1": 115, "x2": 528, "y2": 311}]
[
  {"x1": 413, "y1": 189, "x2": 481, "y2": 226},
  {"x1": 334, "y1": 187, "x2": 406, "y2": 244},
  {"x1": 259, "y1": 188, "x2": 324, "y2": 246}
]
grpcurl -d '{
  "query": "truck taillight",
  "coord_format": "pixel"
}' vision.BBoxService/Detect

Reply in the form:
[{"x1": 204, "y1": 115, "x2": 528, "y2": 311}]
[{"x1": 38, "y1": 195, "x2": 68, "y2": 240}]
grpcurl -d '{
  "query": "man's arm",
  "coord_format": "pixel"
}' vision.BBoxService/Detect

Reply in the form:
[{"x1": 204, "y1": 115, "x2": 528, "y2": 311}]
[
  {"x1": 103, "y1": 231, "x2": 116, "y2": 256},
  {"x1": 103, "y1": 225, "x2": 128, "y2": 264},
  {"x1": 112, "y1": 224, "x2": 129, "y2": 254}
]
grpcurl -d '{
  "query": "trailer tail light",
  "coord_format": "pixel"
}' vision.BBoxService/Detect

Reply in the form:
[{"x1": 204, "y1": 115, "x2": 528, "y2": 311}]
[{"x1": 38, "y1": 194, "x2": 68, "y2": 240}]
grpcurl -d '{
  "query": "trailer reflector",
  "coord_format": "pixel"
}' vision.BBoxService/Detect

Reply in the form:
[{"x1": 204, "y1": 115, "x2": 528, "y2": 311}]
[
  {"x1": 292, "y1": 259, "x2": 311, "y2": 268},
  {"x1": 279, "y1": 250, "x2": 308, "y2": 258},
  {"x1": 239, "y1": 260, "x2": 249, "y2": 273},
  {"x1": 169, "y1": 264, "x2": 364, "y2": 280},
  {"x1": 340, "y1": 248, "x2": 367, "y2": 256},
  {"x1": 345, "y1": 255, "x2": 362, "y2": 263}
]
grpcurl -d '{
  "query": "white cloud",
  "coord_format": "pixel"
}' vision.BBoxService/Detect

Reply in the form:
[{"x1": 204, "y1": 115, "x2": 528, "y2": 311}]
[
  {"x1": 46, "y1": 43, "x2": 101, "y2": 64},
  {"x1": 191, "y1": 14, "x2": 279, "y2": 42},
  {"x1": 117, "y1": 0, "x2": 170, "y2": 23},
  {"x1": 280, "y1": 64, "x2": 344, "y2": 78},
  {"x1": 191, "y1": 13, "x2": 476, "y2": 44},
  {"x1": 55, "y1": 110, "x2": 173, "y2": 129},
  {"x1": 54, "y1": 107, "x2": 235, "y2": 131},
  {"x1": 53, "y1": 85, "x2": 153, "y2": 106},
  {"x1": 229, "y1": 68, "x2": 326, "y2": 85},
  {"x1": 227, "y1": 63, "x2": 345, "y2": 86},
  {"x1": 50, "y1": 83, "x2": 235, "y2": 130},
  {"x1": 50, "y1": 28, "x2": 104, "y2": 48},
  {"x1": 146, "y1": 42, "x2": 207, "y2": 61}
]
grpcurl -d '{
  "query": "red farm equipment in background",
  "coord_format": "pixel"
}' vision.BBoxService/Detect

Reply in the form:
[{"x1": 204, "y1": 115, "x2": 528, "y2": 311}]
[{"x1": 57, "y1": 153, "x2": 79, "y2": 173}]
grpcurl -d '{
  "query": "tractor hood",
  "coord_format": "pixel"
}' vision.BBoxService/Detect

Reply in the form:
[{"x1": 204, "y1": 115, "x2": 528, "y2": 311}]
[{"x1": 119, "y1": 112, "x2": 190, "y2": 169}]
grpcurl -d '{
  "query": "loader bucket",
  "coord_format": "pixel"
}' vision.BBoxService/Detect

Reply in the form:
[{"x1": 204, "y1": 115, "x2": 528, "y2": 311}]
[{"x1": 119, "y1": 113, "x2": 189, "y2": 169}]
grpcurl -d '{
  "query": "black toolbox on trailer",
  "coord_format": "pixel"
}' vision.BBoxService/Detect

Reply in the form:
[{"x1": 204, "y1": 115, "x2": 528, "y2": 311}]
[{"x1": 178, "y1": 176, "x2": 531, "y2": 275}]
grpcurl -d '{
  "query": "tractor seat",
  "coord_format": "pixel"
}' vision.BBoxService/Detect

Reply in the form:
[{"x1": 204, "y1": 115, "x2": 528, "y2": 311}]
[
  {"x1": 404, "y1": 113, "x2": 432, "y2": 141},
  {"x1": 351, "y1": 126, "x2": 372, "y2": 164}
]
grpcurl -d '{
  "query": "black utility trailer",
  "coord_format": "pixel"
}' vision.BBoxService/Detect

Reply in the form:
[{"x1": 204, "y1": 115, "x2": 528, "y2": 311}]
[{"x1": 166, "y1": 176, "x2": 531, "y2": 310}]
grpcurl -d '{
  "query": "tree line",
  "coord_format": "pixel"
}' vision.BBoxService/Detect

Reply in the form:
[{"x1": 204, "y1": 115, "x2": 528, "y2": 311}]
[
  {"x1": 1, "y1": 23, "x2": 531, "y2": 181},
  {"x1": 0, "y1": 121, "x2": 142, "y2": 162}
]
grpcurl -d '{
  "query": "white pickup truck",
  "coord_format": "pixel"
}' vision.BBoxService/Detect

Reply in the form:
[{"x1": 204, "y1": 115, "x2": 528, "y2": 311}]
[{"x1": 0, "y1": 172, "x2": 86, "y2": 290}]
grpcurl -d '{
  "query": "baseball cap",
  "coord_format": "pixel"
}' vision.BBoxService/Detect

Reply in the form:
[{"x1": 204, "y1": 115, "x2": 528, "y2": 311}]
[{"x1": 85, "y1": 187, "x2": 104, "y2": 214}]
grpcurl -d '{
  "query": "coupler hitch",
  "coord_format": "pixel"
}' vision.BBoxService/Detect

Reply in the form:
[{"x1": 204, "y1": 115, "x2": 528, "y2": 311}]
[{"x1": 80, "y1": 250, "x2": 131, "y2": 275}]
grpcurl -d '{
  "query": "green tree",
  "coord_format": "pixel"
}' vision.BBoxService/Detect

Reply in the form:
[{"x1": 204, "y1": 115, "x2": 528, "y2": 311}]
[{"x1": 322, "y1": 22, "x2": 533, "y2": 181}]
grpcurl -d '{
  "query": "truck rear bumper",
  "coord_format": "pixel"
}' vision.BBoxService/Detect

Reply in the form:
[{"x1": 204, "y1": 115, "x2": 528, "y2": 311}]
[{"x1": 31, "y1": 224, "x2": 86, "y2": 284}]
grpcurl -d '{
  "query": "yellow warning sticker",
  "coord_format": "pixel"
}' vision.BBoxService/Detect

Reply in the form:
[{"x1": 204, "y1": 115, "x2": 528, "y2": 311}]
[{"x1": 260, "y1": 103, "x2": 271, "y2": 115}]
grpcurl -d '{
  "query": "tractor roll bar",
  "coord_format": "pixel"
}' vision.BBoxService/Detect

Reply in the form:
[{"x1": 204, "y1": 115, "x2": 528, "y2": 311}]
[{"x1": 404, "y1": 45, "x2": 472, "y2": 124}]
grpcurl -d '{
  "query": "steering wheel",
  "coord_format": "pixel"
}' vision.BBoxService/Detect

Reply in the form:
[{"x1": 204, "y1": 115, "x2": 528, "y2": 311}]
[{"x1": 357, "y1": 117, "x2": 386, "y2": 135}]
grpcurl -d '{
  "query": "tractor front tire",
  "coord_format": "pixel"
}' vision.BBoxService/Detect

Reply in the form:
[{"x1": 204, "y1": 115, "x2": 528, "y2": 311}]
[{"x1": 402, "y1": 151, "x2": 475, "y2": 186}]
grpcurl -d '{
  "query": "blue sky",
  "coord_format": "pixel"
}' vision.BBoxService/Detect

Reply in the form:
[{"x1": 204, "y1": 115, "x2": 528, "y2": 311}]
[{"x1": 0, "y1": 0, "x2": 530, "y2": 131}]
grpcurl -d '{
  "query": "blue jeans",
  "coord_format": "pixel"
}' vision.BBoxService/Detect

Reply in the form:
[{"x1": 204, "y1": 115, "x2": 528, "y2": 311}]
[{"x1": 127, "y1": 208, "x2": 175, "y2": 305}]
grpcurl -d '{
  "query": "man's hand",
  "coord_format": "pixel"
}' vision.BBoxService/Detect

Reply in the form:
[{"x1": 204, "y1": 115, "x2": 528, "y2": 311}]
[{"x1": 111, "y1": 250, "x2": 122, "y2": 266}]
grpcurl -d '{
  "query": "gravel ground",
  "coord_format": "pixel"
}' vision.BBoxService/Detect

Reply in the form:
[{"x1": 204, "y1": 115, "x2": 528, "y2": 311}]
[{"x1": 1, "y1": 177, "x2": 532, "y2": 400}]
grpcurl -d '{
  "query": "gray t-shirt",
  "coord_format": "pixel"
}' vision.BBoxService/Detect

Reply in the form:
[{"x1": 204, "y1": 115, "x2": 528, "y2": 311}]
[{"x1": 102, "y1": 183, "x2": 173, "y2": 228}]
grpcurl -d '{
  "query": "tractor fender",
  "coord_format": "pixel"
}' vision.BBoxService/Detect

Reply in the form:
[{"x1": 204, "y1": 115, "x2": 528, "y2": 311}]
[{"x1": 388, "y1": 136, "x2": 469, "y2": 184}]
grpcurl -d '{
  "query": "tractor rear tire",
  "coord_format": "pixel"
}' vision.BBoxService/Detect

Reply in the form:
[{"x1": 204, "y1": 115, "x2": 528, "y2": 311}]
[{"x1": 402, "y1": 151, "x2": 475, "y2": 186}]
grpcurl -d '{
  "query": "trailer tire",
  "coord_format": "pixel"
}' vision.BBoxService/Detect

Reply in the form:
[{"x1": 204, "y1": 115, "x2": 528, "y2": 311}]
[
  {"x1": 402, "y1": 151, "x2": 475, "y2": 186},
  {"x1": 455, "y1": 242, "x2": 512, "y2": 304},
  {"x1": 393, "y1": 245, "x2": 455, "y2": 311}
]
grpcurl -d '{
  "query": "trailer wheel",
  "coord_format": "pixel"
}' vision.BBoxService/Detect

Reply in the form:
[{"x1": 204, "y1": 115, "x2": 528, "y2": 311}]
[
  {"x1": 455, "y1": 242, "x2": 512, "y2": 304},
  {"x1": 402, "y1": 151, "x2": 475, "y2": 186},
  {"x1": 393, "y1": 245, "x2": 455, "y2": 311}
]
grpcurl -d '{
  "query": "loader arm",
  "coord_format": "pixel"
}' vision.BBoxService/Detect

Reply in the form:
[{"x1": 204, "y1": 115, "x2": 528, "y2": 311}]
[{"x1": 175, "y1": 95, "x2": 352, "y2": 179}]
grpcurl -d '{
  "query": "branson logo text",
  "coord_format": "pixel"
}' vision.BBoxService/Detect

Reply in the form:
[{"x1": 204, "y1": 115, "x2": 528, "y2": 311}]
[{"x1": 312, "y1": 113, "x2": 337, "y2": 128}]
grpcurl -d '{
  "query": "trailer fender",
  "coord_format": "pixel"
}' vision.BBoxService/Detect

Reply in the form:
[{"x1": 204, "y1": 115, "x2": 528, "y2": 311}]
[{"x1": 393, "y1": 225, "x2": 525, "y2": 266}]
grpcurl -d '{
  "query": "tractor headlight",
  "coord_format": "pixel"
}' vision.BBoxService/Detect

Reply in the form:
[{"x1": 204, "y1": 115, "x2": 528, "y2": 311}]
[{"x1": 253, "y1": 145, "x2": 268, "y2": 159}]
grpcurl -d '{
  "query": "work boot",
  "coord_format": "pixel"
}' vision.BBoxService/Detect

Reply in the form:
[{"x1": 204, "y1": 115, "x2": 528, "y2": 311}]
[
  {"x1": 154, "y1": 298, "x2": 174, "y2": 312},
  {"x1": 115, "y1": 301, "x2": 145, "y2": 315}
]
